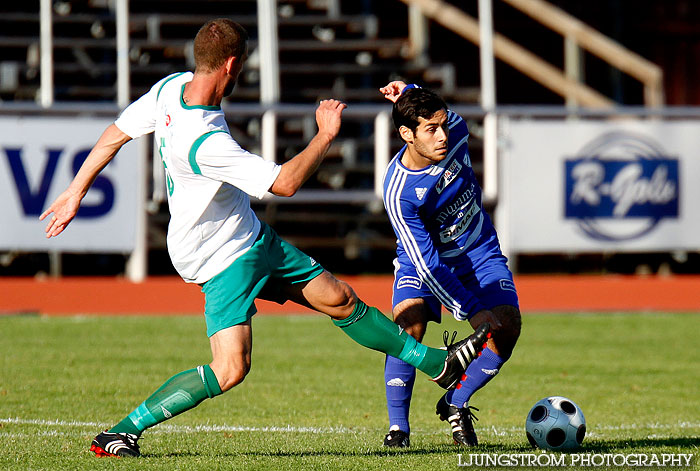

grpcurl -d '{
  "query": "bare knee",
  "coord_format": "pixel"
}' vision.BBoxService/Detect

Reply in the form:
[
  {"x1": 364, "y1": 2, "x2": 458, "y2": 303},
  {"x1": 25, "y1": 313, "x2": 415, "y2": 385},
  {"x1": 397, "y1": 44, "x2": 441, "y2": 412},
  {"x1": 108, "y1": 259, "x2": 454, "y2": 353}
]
[
  {"x1": 318, "y1": 276, "x2": 356, "y2": 319},
  {"x1": 489, "y1": 305, "x2": 522, "y2": 358},
  {"x1": 208, "y1": 322, "x2": 252, "y2": 392},
  {"x1": 328, "y1": 280, "x2": 355, "y2": 314},
  {"x1": 298, "y1": 271, "x2": 356, "y2": 320},
  {"x1": 210, "y1": 358, "x2": 251, "y2": 392},
  {"x1": 209, "y1": 354, "x2": 250, "y2": 392},
  {"x1": 393, "y1": 298, "x2": 430, "y2": 341}
]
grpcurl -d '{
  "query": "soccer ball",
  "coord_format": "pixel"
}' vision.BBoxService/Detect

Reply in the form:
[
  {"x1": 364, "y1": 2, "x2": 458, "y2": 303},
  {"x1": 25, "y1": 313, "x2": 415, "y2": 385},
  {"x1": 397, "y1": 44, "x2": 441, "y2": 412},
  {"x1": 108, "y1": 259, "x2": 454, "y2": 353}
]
[{"x1": 525, "y1": 396, "x2": 586, "y2": 451}]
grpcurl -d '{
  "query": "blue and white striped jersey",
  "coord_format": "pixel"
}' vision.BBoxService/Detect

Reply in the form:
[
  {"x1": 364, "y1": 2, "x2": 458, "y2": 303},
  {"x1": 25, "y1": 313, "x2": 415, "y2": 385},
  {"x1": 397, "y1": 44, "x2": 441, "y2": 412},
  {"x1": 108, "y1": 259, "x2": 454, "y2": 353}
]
[{"x1": 382, "y1": 110, "x2": 501, "y2": 320}]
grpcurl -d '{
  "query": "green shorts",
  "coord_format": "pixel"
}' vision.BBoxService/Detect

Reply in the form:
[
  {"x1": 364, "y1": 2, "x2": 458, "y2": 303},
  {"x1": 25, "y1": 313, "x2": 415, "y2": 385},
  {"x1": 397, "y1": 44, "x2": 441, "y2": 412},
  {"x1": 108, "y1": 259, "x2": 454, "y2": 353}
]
[{"x1": 201, "y1": 222, "x2": 324, "y2": 337}]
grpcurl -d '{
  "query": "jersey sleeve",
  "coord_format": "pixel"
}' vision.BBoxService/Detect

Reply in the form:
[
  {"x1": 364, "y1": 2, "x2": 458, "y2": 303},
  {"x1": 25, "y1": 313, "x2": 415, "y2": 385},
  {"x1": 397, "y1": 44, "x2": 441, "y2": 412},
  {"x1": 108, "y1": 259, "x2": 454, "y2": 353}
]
[
  {"x1": 114, "y1": 73, "x2": 183, "y2": 139},
  {"x1": 386, "y1": 194, "x2": 486, "y2": 321},
  {"x1": 447, "y1": 109, "x2": 466, "y2": 131},
  {"x1": 114, "y1": 80, "x2": 161, "y2": 139},
  {"x1": 193, "y1": 132, "x2": 281, "y2": 200}
]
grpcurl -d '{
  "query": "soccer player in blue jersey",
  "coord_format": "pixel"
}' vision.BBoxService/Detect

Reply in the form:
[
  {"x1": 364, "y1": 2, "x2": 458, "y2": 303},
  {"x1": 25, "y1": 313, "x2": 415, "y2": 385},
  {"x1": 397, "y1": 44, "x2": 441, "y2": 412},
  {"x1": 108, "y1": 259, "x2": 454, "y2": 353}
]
[{"x1": 379, "y1": 81, "x2": 521, "y2": 447}]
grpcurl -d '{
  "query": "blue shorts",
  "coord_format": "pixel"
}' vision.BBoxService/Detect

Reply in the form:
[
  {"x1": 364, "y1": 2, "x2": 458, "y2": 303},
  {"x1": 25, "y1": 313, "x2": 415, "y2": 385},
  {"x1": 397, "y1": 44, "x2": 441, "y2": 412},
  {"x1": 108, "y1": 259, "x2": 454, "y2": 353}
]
[{"x1": 392, "y1": 253, "x2": 519, "y2": 322}]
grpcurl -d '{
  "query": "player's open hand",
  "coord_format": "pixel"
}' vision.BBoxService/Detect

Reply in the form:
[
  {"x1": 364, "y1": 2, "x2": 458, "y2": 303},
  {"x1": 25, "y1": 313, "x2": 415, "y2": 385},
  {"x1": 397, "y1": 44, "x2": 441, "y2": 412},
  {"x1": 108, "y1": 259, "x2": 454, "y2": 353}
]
[
  {"x1": 379, "y1": 81, "x2": 408, "y2": 103},
  {"x1": 316, "y1": 99, "x2": 347, "y2": 140},
  {"x1": 39, "y1": 189, "x2": 82, "y2": 238}
]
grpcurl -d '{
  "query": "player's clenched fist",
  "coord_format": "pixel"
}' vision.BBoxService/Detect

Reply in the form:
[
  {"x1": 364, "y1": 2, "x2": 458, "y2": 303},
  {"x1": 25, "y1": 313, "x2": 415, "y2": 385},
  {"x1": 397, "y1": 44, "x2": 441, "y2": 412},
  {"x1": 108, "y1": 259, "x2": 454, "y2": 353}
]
[
  {"x1": 316, "y1": 99, "x2": 347, "y2": 139},
  {"x1": 379, "y1": 81, "x2": 408, "y2": 103}
]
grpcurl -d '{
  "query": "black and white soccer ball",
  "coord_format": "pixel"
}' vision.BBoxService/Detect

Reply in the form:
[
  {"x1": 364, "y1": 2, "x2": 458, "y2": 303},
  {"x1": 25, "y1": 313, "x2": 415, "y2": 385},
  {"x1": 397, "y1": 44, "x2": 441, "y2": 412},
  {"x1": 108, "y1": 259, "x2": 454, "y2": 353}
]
[{"x1": 525, "y1": 396, "x2": 586, "y2": 451}]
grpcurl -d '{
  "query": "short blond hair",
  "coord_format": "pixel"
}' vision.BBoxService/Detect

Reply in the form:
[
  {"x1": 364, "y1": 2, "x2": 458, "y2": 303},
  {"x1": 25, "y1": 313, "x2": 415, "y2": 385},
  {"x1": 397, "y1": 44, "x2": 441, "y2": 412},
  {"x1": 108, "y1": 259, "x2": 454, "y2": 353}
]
[{"x1": 193, "y1": 19, "x2": 248, "y2": 73}]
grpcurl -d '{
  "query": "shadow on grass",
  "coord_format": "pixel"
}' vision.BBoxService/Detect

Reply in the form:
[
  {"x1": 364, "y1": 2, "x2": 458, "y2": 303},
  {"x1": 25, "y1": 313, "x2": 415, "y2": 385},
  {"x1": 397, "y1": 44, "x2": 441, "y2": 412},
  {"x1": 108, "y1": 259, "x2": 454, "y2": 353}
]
[
  {"x1": 142, "y1": 437, "x2": 699, "y2": 459},
  {"x1": 145, "y1": 442, "x2": 534, "y2": 459},
  {"x1": 582, "y1": 436, "x2": 700, "y2": 452}
]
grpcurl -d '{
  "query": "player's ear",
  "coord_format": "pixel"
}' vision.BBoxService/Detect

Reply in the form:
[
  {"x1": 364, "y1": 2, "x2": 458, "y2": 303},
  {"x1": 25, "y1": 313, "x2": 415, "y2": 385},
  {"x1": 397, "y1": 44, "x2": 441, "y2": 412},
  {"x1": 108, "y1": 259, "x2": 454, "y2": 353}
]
[
  {"x1": 399, "y1": 125, "x2": 414, "y2": 144},
  {"x1": 224, "y1": 56, "x2": 236, "y2": 75}
]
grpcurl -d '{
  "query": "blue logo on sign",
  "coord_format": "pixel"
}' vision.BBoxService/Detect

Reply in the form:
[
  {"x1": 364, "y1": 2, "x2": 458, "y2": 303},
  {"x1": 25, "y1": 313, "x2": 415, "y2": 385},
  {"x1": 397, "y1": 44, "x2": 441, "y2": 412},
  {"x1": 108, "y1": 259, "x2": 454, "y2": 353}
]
[
  {"x1": 4, "y1": 147, "x2": 115, "y2": 218},
  {"x1": 564, "y1": 132, "x2": 679, "y2": 241}
]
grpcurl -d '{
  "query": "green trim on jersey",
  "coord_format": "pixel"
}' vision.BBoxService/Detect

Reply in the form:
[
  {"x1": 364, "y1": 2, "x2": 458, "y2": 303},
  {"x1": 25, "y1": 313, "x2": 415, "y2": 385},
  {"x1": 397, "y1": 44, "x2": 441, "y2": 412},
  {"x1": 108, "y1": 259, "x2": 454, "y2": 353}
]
[
  {"x1": 189, "y1": 130, "x2": 227, "y2": 175},
  {"x1": 180, "y1": 84, "x2": 221, "y2": 111},
  {"x1": 156, "y1": 72, "x2": 185, "y2": 101}
]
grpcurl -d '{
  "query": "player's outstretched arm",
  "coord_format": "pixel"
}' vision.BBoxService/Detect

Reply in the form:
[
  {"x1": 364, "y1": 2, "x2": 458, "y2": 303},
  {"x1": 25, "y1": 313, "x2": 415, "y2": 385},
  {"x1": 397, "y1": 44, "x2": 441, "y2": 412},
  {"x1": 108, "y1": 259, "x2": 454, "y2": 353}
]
[
  {"x1": 270, "y1": 99, "x2": 346, "y2": 197},
  {"x1": 379, "y1": 81, "x2": 408, "y2": 103},
  {"x1": 40, "y1": 124, "x2": 132, "y2": 238}
]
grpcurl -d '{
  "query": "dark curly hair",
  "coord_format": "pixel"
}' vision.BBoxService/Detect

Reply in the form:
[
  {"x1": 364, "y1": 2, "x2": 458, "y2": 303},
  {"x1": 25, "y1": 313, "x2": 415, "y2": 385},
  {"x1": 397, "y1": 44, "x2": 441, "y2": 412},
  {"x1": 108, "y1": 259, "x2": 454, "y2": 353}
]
[{"x1": 392, "y1": 88, "x2": 447, "y2": 138}]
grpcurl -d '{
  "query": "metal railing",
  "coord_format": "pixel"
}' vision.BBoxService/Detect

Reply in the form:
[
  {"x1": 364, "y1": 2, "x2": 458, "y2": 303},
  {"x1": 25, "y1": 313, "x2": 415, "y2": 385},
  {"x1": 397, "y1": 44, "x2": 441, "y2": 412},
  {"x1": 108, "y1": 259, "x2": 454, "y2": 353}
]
[
  {"x1": 501, "y1": 0, "x2": 664, "y2": 107},
  {"x1": 401, "y1": 0, "x2": 664, "y2": 108}
]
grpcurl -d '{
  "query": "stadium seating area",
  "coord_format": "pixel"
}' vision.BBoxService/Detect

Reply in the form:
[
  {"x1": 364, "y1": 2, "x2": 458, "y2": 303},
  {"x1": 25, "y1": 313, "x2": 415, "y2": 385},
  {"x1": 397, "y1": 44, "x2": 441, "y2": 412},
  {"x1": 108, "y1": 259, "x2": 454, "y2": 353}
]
[
  {"x1": 0, "y1": 0, "x2": 483, "y2": 274},
  {"x1": 0, "y1": 0, "x2": 473, "y2": 103},
  {"x1": 2, "y1": 1, "x2": 697, "y2": 276}
]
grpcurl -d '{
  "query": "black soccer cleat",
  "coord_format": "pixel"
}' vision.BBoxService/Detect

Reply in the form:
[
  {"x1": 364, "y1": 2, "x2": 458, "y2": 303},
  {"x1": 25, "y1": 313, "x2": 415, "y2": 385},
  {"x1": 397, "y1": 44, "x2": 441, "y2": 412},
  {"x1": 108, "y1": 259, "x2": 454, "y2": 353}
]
[
  {"x1": 436, "y1": 394, "x2": 480, "y2": 446},
  {"x1": 431, "y1": 323, "x2": 491, "y2": 390},
  {"x1": 383, "y1": 428, "x2": 410, "y2": 448},
  {"x1": 90, "y1": 430, "x2": 141, "y2": 458}
]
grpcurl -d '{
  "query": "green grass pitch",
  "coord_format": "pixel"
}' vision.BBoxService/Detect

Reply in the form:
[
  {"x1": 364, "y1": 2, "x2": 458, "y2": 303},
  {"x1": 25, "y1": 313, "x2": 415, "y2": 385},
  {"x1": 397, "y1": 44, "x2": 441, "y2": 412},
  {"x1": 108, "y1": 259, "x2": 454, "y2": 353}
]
[{"x1": 1, "y1": 312, "x2": 698, "y2": 470}]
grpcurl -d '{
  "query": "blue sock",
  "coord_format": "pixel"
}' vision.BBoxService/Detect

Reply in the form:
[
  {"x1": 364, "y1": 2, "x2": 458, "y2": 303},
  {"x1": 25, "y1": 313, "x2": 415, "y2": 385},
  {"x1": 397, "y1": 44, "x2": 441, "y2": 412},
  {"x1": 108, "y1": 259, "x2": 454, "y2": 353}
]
[
  {"x1": 384, "y1": 355, "x2": 416, "y2": 434},
  {"x1": 445, "y1": 348, "x2": 505, "y2": 408}
]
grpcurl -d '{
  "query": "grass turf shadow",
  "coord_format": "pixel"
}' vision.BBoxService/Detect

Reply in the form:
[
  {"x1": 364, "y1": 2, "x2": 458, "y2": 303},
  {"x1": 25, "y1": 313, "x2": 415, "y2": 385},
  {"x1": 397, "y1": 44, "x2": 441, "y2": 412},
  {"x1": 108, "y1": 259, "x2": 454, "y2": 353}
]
[
  {"x1": 581, "y1": 436, "x2": 700, "y2": 452},
  {"x1": 143, "y1": 442, "x2": 535, "y2": 459}
]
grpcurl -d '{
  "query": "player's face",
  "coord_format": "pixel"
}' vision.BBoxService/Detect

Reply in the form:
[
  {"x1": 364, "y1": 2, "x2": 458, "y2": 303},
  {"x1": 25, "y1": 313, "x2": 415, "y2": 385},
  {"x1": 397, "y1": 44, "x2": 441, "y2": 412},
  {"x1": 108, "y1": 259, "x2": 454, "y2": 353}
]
[{"x1": 411, "y1": 109, "x2": 449, "y2": 163}]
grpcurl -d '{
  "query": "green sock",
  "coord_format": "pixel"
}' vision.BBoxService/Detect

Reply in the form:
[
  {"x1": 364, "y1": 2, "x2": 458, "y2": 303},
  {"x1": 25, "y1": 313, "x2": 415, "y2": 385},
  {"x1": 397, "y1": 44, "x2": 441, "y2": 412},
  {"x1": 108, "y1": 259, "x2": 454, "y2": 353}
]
[
  {"x1": 109, "y1": 364, "x2": 222, "y2": 436},
  {"x1": 332, "y1": 299, "x2": 447, "y2": 378}
]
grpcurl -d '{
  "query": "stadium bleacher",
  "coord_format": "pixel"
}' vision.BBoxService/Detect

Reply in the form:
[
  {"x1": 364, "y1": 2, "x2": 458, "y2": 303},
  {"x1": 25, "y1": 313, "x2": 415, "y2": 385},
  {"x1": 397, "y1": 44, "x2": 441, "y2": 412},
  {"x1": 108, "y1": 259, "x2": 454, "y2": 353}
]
[
  {"x1": 0, "y1": 0, "x2": 480, "y2": 274},
  {"x1": 2, "y1": 0, "x2": 697, "y2": 277},
  {"x1": 0, "y1": 0, "x2": 466, "y2": 103}
]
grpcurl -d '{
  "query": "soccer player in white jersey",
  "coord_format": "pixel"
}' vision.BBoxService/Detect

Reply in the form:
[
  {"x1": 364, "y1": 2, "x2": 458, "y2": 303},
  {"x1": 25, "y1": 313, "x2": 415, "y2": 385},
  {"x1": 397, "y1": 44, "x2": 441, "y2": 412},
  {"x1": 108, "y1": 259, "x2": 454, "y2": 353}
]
[
  {"x1": 379, "y1": 81, "x2": 521, "y2": 448},
  {"x1": 40, "y1": 20, "x2": 490, "y2": 458}
]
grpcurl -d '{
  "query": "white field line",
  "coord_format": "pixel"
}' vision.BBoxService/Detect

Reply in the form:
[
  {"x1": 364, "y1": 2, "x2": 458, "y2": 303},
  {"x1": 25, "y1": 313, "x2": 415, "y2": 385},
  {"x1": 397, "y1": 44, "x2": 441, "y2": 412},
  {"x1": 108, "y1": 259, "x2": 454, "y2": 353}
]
[
  {"x1": 0, "y1": 417, "x2": 354, "y2": 435},
  {"x1": 1, "y1": 417, "x2": 699, "y2": 438}
]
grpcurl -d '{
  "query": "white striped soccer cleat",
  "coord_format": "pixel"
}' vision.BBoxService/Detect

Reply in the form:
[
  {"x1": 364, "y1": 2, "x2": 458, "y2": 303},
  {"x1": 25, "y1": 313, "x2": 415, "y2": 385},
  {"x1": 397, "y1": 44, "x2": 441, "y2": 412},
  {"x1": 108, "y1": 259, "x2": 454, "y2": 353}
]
[
  {"x1": 90, "y1": 430, "x2": 140, "y2": 457},
  {"x1": 431, "y1": 323, "x2": 491, "y2": 390},
  {"x1": 436, "y1": 394, "x2": 480, "y2": 446}
]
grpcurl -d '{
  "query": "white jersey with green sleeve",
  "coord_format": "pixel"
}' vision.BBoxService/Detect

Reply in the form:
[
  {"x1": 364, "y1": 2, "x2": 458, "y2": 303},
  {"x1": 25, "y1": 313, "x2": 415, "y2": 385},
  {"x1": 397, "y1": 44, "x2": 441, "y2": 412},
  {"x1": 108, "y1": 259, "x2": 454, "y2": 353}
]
[{"x1": 114, "y1": 72, "x2": 281, "y2": 284}]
